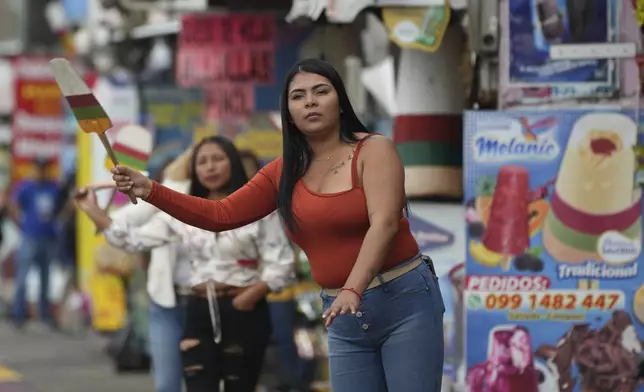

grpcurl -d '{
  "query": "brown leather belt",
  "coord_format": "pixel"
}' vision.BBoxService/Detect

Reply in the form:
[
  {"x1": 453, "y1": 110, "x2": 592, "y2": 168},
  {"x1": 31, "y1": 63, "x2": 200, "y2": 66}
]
[
  {"x1": 324, "y1": 256, "x2": 423, "y2": 296},
  {"x1": 175, "y1": 285, "x2": 246, "y2": 299}
]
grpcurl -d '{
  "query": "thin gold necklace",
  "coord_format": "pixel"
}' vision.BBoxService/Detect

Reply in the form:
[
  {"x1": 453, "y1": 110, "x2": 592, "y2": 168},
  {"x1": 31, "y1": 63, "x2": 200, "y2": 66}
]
[{"x1": 326, "y1": 148, "x2": 355, "y2": 175}]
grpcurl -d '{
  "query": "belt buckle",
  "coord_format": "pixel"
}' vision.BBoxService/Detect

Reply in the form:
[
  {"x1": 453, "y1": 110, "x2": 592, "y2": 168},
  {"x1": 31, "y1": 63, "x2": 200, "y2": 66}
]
[{"x1": 422, "y1": 255, "x2": 437, "y2": 277}]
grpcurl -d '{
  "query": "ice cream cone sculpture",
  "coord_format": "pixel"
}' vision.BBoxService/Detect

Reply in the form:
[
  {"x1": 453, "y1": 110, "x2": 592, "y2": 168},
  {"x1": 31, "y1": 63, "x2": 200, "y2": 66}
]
[{"x1": 393, "y1": 24, "x2": 465, "y2": 198}]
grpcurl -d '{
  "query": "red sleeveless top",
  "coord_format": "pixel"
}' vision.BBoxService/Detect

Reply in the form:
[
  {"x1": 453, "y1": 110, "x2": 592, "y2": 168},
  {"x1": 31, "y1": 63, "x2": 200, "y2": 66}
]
[{"x1": 147, "y1": 136, "x2": 419, "y2": 288}]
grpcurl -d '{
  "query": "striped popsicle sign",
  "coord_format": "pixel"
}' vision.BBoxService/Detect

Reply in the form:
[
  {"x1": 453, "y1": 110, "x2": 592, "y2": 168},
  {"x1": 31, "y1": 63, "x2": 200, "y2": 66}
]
[
  {"x1": 112, "y1": 125, "x2": 153, "y2": 172},
  {"x1": 99, "y1": 125, "x2": 153, "y2": 228},
  {"x1": 50, "y1": 58, "x2": 137, "y2": 205},
  {"x1": 49, "y1": 58, "x2": 112, "y2": 134},
  {"x1": 65, "y1": 93, "x2": 112, "y2": 134}
]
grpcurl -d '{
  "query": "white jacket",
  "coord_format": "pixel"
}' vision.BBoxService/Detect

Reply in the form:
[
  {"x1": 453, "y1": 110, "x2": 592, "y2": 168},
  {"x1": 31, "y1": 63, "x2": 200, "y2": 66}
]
[{"x1": 109, "y1": 179, "x2": 190, "y2": 308}]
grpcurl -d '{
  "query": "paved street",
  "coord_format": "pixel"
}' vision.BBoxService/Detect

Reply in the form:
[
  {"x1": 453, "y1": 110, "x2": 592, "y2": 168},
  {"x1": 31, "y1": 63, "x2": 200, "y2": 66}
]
[{"x1": 0, "y1": 322, "x2": 153, "y2": 392}]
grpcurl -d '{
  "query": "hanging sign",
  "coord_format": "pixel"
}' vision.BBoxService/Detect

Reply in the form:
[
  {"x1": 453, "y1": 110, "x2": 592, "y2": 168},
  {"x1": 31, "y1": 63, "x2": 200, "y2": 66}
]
[
  {"x1": 176, "y1": 14, "x2": 275, "y2": 87},
  {"x1": 11, "y1": 56, "x2": 66, "y2": 181},
  {"x1": 382, "y1": 2, "x2": 450, "y2": 53},
  {"x1": 204, "y1": 82, "x2": 255, "y2": 121}
]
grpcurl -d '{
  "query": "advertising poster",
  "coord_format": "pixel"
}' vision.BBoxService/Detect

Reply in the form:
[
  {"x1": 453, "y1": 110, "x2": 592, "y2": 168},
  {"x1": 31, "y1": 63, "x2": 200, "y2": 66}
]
[
  {"x1": 409, "y1": 203, "x2": 466, "y2": 391},
  {"x1": 464, "y1": 110, "x2": 644, "y2": 392},
  {"x1": 500, "y1": 0, "x2": 619, "y2": 106},
  {"x1": 176, "y1": 13, "x2": 275, "y2": 121},
  {"x1": 11, "y1": 56, "x2": 67, "y2": 182}
]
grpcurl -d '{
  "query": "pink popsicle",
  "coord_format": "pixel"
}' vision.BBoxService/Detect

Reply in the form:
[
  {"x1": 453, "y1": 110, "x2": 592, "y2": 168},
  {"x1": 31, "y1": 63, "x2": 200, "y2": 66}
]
[{"x1": 482, "y1": 165, "x2": 530, "y2": 255}]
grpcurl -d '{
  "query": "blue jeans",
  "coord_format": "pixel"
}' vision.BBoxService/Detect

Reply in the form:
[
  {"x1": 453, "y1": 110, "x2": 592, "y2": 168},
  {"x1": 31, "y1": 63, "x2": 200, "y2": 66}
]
[
  {"x1": 321, "y1": 260, "x2": 445, "y2": 392},
  {"x1": 148, "y1": 298, "x2": 185, "y2": 392},
  {"x1": 13, "y1": 237, "x2": 56, "y2": 322}
]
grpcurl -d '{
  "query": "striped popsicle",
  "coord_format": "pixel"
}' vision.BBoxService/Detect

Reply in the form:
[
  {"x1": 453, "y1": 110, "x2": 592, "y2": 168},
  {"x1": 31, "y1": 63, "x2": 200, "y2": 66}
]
[
  {"x1": 65, "y1": 93, "x2": 112, "y2": 134},
  {"x1": 100, "y1": 124, "x2": 153, "y2": 225},
  {"x1": 112, "y1": 125, "x2": 153, "y2": 172},
  {"x1": 49, "y1": 58, "x2": 112, "y2": 134},
  {"x1": 50, "y1": 58, "x2": 137, "y2": 205}
]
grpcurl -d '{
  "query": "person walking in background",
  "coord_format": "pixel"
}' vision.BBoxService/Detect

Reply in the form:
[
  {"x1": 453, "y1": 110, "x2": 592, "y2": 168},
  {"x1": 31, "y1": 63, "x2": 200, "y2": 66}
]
[
  {"x1": 53, "y1": 169, "x2": 78, "y2": 282},
  {"x1": 108, "y1": 59, "x2": 445, "y2": 392},
  {"x1": 9, "y1": 157, "x2": 61, "y2": 329},
  {"x1": 77, "y1": 136, "x2": 295, "y2": 392},
  {"x1": 88, "y1": 150, "x2": 191, "y2": 392}
]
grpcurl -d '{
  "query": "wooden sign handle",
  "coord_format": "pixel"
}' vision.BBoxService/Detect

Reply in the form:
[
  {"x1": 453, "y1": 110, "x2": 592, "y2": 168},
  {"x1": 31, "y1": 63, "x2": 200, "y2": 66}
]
[{"x1": 98, "y1": 134, "x2": 138, "y2": 205}]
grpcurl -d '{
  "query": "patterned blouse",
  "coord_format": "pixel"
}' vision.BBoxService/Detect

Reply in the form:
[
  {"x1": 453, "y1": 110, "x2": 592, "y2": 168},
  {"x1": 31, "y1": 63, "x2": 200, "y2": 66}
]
[{"x1": 104, "y1": 210, "x2": 295, "y2": 292}]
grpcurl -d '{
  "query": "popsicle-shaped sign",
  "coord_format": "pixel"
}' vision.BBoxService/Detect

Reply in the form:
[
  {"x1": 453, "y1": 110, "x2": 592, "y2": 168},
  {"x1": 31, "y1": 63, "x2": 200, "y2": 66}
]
[
  {"x1": 102, "y1": 125, "x2": 153, "y2": 218},
  {"x1": 49, "y1": 58, "x2": 137, "y2": 204},
  {"x1": 112, "y1": 125, "x2": 153, "y2": 172}
]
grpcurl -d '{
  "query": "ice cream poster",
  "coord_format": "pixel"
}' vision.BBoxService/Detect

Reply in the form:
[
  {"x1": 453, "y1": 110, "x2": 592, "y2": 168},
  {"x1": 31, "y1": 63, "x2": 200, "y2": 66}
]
[
  {"x1": 507, "y1": 0, "x2": 615, "y2": 86},
  {"x1": 464, "y1": 110, "x2": 644, "y2": 392}
]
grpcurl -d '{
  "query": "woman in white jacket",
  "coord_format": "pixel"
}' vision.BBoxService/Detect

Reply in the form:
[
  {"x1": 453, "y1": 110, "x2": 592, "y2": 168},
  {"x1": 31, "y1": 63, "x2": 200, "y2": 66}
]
[
  {"x1": 104, "y1": 150, "x2": 192, "y2": 392},
  {"x1": 78, "y1": 137, "x2": 295, "y2": 392}
]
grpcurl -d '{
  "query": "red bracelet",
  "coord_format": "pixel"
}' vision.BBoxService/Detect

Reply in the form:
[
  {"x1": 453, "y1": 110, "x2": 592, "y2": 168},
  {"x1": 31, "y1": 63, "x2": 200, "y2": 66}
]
[{"x1": 340, "y1": 287, "x2": 362, "y2": 300}]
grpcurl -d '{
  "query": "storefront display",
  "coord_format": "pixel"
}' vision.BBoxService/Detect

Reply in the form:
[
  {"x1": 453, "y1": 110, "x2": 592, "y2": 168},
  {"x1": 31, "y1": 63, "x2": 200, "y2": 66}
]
[{"x1": 464, "y1": 109, "x2": 644, "y2": 392}]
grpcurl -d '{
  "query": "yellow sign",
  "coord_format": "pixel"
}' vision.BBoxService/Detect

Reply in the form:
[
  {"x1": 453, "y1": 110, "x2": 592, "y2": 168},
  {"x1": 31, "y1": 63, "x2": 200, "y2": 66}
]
[
  {"x1": 637, "y1": 0, "x2": 644, "y2": 26},
  {"x1": 88, "y1": 271, "x2": 127, "y2": 331},
  {"x1": 382, "y1": 2, "x2": 450, "y2": 53},
  {"x1": 193, "y1": 124, "x2": 218, "y2": 144},
  {"x1": 234, "y1": 129, "x2": 283, "y2": 159}
]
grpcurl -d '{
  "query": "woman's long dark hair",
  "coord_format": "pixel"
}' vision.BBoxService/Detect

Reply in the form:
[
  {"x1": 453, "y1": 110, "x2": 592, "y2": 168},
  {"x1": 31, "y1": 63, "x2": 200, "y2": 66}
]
[
  {"x1": 188, "y1": 136, "x2": 249, "y2": 199},
  {"x1": 277, "y1": 58, "x2": 372, "y2": 231}
]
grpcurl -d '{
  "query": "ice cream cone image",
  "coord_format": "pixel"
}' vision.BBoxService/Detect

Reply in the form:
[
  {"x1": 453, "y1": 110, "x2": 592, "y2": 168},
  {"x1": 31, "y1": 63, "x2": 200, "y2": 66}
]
[{"x1": 543, "y1": 113, "x2": 642, "y2": 263}]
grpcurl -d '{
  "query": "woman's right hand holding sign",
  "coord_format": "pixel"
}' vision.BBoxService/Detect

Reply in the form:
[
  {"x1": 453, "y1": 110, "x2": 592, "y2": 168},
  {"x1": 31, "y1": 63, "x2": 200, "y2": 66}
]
[{"x1": 110, "y1": 165, "x2": 154, "y2": 200}]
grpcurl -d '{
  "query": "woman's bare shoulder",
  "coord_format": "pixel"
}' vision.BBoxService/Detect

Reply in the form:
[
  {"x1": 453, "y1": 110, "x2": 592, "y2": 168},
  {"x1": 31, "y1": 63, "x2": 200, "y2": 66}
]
[{"x1": 359, "y1": 134, "x2": 396, "y2": 153}]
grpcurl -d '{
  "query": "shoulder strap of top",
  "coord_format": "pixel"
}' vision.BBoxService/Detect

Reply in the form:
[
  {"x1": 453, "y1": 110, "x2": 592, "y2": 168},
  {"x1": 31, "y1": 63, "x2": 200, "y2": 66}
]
[{"x1": 351, "y1": 134, "x2": 378, "y2": 188}]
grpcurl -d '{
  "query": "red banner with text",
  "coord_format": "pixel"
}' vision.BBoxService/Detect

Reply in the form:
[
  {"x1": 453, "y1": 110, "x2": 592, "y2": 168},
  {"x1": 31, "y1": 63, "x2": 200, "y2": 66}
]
[
  {"x1": 11, "y1": 56, "x2": 66, "y2": 181},
  {"x1": 177, "y1": 13, "x2": 275, "y2": 121}
]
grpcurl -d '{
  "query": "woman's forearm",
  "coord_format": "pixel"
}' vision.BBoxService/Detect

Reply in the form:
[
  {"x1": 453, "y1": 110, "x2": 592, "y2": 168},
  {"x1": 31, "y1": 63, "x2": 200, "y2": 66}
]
[
  {"x1": 343, "y1": 222, "x2": 399, "y2": 293},
  {"x1": 83, "y1": 205, "x2": 113, "y2": 231},
  {"x1": 145, "y1": 165, "x2": 279, "y2": 232}
]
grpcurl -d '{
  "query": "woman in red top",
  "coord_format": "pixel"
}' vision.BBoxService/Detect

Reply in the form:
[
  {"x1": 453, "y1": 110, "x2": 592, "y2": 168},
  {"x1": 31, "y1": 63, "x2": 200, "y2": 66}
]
[{"x1": 111, "y1": 59, "x2": 445, "y2": 392}]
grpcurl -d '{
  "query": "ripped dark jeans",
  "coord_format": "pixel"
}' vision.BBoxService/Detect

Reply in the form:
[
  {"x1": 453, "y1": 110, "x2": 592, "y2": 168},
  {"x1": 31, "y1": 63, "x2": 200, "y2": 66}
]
[{"x1": 181, "y1": 295, "x2": 271, "y2": 392}]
